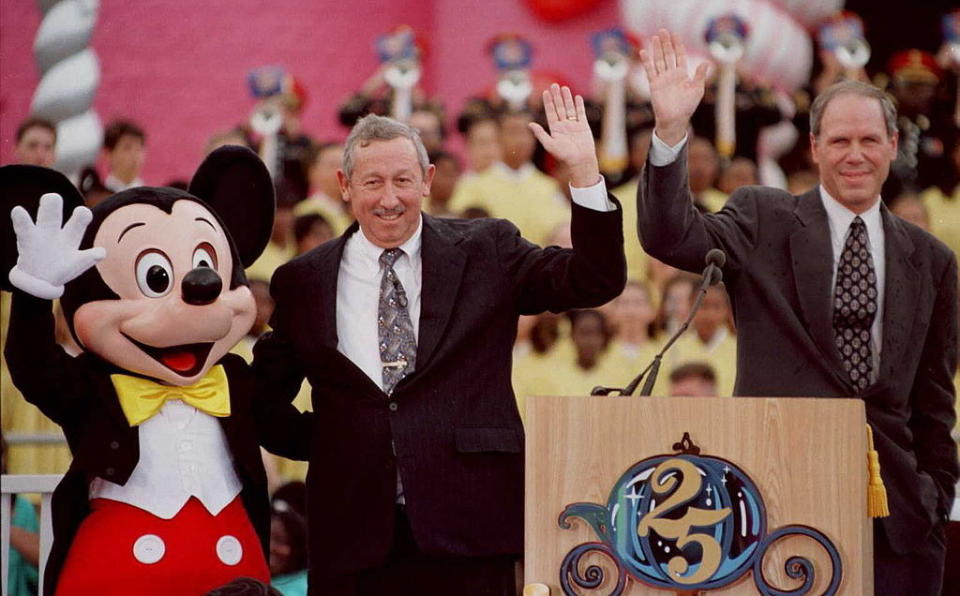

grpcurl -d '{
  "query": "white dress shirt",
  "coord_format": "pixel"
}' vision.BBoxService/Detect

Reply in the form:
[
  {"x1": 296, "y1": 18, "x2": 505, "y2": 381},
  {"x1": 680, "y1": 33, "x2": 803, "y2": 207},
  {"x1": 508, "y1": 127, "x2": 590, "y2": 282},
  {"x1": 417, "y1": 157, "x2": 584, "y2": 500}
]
[
  {"x1": 649, "y1": 131, "x2": 886, "y2": 382},
  {"x1": 89, "y1": 400, "x2": 242, "y2": 518},
  {"x1": 335, "y1": 178, "x2": 615, "y2": 391},
  {"x1": 820, "y1": 186, "x2": 885, "y2": 382},
  {"x1": 336, "y1": 180, "x2": 613, "y2": 500}
]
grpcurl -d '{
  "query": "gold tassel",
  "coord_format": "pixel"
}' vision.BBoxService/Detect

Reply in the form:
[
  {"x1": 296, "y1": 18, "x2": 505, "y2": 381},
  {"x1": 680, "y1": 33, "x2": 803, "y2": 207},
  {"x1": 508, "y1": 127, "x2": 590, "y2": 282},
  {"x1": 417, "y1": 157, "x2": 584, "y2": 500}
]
[{"x1": 866, "y1": 424, "x2": 890, "y2": 518}]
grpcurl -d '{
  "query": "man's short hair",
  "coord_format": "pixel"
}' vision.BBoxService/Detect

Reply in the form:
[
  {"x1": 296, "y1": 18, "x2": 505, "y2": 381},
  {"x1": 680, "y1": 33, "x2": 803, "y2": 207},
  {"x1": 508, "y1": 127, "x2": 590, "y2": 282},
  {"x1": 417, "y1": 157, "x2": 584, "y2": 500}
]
[
  {"x1": 810, "y1": 80, "x2": 897, "y2": 138},
  {"x1": 103, "y1": 119, "x2": 145, "y2": 150},
  {"x1": 669, "y1": 362, "x2": 717, "y2": 385},
  {"x1": 16, "y1": 117, "x2": 56, "y2": 143},
  {"x1": 341, "y1": 114, "x2": 429, "y2": 180}
]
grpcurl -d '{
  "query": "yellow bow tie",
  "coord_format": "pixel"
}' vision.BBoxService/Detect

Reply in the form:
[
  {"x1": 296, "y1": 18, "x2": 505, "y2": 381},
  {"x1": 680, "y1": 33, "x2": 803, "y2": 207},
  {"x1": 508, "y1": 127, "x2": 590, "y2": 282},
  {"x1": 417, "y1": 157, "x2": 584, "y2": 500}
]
[{"x1": 111, "y1": 365, "x2": 230, "y2": 427}]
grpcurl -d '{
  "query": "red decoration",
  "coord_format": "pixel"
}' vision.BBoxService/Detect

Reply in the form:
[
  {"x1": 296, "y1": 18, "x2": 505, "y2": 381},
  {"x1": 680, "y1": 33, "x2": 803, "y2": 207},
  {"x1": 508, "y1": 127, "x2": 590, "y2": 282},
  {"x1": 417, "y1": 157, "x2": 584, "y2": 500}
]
[{"x1": 524, "y1": 0, "x2": 603, "y2": 22}]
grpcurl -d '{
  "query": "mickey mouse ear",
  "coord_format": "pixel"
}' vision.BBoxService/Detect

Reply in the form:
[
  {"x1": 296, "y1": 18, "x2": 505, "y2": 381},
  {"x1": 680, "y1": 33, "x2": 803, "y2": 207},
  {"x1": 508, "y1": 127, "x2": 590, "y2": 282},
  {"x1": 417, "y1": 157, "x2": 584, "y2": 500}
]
[
  {"x1": 188, "y1": 146, "x2": 275, "y2": 268},
  {"x1": 0, "y1": 165, "x2": 86, "y2": 292}
]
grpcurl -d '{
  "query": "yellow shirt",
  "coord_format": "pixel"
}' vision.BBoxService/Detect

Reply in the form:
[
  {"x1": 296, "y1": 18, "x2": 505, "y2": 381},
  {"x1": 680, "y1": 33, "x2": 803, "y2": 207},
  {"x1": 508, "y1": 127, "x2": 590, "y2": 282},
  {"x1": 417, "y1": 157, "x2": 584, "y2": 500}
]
[
  {"x1": 246, "y1": 240, "x2": 296, "y2": 283},
  {"x1": 449, "y1": 162, "x2": 568, "y2": 246},
  {"x1": 920, "y1": 185, "x2": 960, "y2": 260},
  {"x1": 668, "y1": 327, "x2": 738, "y2": 396},
  {"x1": 611, "y1": 179, "x2": 649, "y2": 284},
  {"x1": 698, "y1": 188, "x2": 728, "y2": 213},
  {"x1": 0, "y1": 292, "x2": 74, "y2": 475},
  {"x1": 294, "y1": 192, "x2": 352, "y2": 236},
  {"x1": 513, "y1": 346, "x2": 627, "y2": 423}
]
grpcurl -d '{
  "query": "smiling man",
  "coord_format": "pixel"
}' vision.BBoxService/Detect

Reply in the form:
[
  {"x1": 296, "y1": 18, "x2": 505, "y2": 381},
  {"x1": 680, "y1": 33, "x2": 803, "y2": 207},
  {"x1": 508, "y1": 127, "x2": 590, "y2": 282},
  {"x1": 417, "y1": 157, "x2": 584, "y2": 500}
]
[
  {"x1": 636, "y1": 30, "x2": 957, "y2": 595},
  {"x1": 253, "y1": 84, "x2": 626, "y2": 594}
]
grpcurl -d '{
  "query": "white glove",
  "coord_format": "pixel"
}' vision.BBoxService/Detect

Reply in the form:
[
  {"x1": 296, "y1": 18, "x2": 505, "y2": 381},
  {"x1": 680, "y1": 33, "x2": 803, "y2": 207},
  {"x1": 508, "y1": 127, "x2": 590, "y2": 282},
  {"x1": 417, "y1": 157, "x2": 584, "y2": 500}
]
[{"x1": 8, "y1": 193, "x2": 106, "y2": 300}]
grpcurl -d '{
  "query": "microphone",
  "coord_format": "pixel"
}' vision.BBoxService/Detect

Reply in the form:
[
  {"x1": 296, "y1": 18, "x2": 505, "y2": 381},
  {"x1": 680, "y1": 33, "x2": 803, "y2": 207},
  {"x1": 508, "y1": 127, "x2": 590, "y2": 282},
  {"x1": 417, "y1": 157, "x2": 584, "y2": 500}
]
[{"x1": 591, "y1": 249, "x2": 727, "y2": 397}]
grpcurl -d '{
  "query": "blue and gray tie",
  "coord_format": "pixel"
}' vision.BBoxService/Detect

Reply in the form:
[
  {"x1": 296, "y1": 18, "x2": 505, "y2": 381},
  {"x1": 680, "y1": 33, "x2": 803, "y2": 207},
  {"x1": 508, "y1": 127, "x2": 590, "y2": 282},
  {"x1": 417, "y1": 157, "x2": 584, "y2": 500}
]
[{"x1": 378, "y1": 248, "x2": 417, "y2": 394}]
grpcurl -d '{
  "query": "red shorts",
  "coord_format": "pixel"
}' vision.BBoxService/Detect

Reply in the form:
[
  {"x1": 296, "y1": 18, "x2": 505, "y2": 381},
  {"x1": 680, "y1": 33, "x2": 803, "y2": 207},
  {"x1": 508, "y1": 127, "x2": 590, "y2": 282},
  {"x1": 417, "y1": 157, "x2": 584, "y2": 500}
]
[{"x1": 55, "y1": 496, "x2": 269, "y2": 596}]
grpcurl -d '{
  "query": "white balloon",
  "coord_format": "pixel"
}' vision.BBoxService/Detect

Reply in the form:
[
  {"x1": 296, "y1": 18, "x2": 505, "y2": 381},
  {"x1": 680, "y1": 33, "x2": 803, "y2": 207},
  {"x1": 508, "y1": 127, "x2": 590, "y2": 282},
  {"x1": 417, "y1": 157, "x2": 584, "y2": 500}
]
[
  {"x1": 54, "y1": 110, "x2": 103, "y2": 176},
  {"x1": 34, "y1": 0, "x2": 98, "y2": 72},
  {"x1": 621, "y1": 0, "x2": 814, "y2": 93},
  {"x1": 31, "y1": 48, "x2": 100, "y2": 122},
  {"x1": 766, "y1": 0, "x2": 843, "y2": 29}
]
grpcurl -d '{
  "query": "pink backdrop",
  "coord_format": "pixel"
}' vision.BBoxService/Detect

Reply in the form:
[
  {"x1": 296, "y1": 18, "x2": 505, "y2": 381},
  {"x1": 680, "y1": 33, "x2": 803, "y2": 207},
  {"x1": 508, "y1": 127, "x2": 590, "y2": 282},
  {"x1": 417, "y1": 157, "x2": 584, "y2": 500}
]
[{"x1": 0, "y1": 0, "x2": 620, "y2": 183}]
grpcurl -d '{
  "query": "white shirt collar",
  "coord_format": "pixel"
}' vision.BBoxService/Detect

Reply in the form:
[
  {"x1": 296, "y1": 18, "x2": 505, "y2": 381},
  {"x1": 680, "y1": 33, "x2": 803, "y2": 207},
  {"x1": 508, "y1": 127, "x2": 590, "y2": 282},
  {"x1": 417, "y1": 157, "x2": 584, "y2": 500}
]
[
  {"x1": 817, "y1": 186, "x2": 883, "y2": 235},
  {"x1": 353, "y1": 215, "x2": 424, "y2": 271}
]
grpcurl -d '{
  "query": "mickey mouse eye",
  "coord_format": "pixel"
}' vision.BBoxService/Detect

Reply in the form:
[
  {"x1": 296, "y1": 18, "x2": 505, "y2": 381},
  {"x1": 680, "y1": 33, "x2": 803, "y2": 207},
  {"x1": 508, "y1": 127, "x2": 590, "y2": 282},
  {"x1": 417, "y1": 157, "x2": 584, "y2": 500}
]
[
  {"x1": 192, "y1": 243, "x2": 218, "y2": 270},
  {"x1": 135, "y1": 250, "x2": 173, "y2": 298}
]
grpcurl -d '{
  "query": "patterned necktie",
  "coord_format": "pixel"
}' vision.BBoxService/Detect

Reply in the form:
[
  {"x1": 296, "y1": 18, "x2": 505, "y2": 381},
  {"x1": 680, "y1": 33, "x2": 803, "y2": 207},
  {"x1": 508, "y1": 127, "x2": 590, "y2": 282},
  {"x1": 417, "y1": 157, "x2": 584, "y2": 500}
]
[
  {"x1": 378, "y1": 248, "x2": 417, "y2": 394},
  {"x1": 832, "y1": 216, "x2": 878, "y2": 391}
]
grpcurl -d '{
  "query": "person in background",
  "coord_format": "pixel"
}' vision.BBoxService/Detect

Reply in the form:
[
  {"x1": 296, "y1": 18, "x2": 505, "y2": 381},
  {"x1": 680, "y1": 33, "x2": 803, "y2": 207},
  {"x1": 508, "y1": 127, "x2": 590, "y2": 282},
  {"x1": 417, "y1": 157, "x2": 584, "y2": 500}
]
[
  {"x1": 668, "y1": 362, "x2": 718, "y2": 397},
  {"x1": 686, "y1": 135, "x2": 726, "y2": 212},
  {"x1": 718, "y1": 156, "x2": 759, "y2": 195},
  {"x1": 205, "y1": 127, "x2": 252, "y2": 154},
  {"x1": 76, "y1": 166, "x2": 112, "y2": 207},
  {"x1": 246, "y1": 198, "x2": 297, "y2": 282},
  {"x1": 295, "y1": 142, "x2": 351, "y2": 235},
  {"x1": 449, "y1": 109, "x2": 568, "y2": 246},
  {"x1": 655, "y1": 272, "x2": 698, "y2": 337},
  {"x1": 424, "y1": 150, "x2": 461, "y2": 217},
  {"x1": 456, "y1": 100, "x2": 502, "y2": 178},
  {"x1": 671, "y1": 283, "x2": 737, "y2": 396},
  {"x1": 1, "y1": 432, "x2": 40, "y2": 596},
  {"x1": 409, "y1": 106, "x2": 446, "y2": 154},
  {"x1": 919, "y1": 134, "x2": 960, "y2": 260},
  {"x1": 888, "y1": 191, "x2": 931, "y2": 231},
  {"x1": 611, "y1": 128, "x2": 654, "y2": 283},
  {"x1": 268, "y1": 489, "x2": 308, "y2": 596},
  {"x1": 12, "y1": 117, "x2": 56, "y2": 167},
  {"x1": 102, "y1": 119, "x2": 146, "y2": 192},
  {"x1": 786, "y1": 169, "x2": 819, "y2": 195},
  {"x1": 293, "y1": 213, "x2": 335, "y2": 256}
]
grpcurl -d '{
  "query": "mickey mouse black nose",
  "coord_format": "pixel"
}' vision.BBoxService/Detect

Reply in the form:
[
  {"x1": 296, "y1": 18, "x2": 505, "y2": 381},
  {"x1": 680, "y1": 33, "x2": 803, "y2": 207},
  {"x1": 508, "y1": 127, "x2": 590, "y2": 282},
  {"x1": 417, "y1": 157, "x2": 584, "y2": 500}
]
[{"x1": 181, "y1": 267, "x2": 222, "y2": 305}]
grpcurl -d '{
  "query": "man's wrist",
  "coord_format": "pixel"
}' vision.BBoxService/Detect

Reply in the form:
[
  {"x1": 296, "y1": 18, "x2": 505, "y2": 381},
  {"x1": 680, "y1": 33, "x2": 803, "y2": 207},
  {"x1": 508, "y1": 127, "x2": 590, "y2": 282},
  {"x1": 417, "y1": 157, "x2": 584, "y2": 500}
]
[
  {"x1": 569, "y1": 164, "x2": 601, "y2": 188},
  {"x1": 654, "y1": 123, "x2": 688, "y2": 147}
]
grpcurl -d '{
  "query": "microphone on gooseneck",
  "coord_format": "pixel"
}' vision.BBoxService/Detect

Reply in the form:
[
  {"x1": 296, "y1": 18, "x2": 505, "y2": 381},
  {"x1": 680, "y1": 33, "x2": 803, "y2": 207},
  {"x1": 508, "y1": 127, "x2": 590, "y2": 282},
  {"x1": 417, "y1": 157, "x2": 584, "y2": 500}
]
[{"x1": 590, "y1": 249, "x2": 727, "y2": 397}]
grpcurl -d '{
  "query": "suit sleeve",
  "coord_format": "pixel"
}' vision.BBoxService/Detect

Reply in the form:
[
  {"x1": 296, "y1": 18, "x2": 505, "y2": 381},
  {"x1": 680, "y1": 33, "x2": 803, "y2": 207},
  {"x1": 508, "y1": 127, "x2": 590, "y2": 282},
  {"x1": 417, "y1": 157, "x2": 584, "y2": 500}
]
[
  {"x1": 908, "y1": 250, "x2": 959, "y2": 521},
  {"x1": 497, "y1": 196, "x2": 627, "y2": 315},
  {"x1": 636, "y1": 147, "x2": 763, "y2": 277},
  {"x1": 4, "y1": 290, "x2": 89, "y2": 425},
  {"x1": 250, "y1": 265, "x2": 313, "y2": 460}
]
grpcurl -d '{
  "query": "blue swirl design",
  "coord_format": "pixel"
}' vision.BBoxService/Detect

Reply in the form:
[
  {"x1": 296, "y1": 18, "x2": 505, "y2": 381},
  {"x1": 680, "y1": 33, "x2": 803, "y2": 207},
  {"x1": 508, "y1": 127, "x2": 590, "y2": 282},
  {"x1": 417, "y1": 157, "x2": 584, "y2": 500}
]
[
  {"x1": 558, "y1": 448, "x2": 843, "y2": 595},
  {"x1": 752, "y1": 525, "x2": 843, "y2": 596},
  {"x1": 559, "y1": 542, "x2": 627, "y2": 596}
]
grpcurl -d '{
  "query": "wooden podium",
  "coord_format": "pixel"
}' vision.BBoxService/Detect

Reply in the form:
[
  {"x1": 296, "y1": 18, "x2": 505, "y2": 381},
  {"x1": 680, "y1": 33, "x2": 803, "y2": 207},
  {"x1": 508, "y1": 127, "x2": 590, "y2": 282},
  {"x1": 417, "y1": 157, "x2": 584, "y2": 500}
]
[{"x1": 524, "y1": 396, "x2": 872, "y2": 595}]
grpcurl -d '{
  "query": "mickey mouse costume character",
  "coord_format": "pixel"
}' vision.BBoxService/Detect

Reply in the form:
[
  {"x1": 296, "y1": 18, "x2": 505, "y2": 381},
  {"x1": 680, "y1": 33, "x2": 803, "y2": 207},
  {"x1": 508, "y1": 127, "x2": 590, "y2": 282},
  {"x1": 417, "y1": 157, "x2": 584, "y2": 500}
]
[{"x1": 2, "y1": 147, "x2": 310, "y2": 595}]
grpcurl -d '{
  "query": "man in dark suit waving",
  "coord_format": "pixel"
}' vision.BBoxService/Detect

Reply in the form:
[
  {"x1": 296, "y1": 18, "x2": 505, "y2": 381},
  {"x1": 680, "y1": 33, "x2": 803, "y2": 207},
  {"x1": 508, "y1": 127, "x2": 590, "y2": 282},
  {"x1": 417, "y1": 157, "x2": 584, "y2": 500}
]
[
  {"x1": 636, "y1": 29, "x2": 957, "y2": 595},
  {"x1": 253, "y1": 84, "x2": 626, "y2": 594}
]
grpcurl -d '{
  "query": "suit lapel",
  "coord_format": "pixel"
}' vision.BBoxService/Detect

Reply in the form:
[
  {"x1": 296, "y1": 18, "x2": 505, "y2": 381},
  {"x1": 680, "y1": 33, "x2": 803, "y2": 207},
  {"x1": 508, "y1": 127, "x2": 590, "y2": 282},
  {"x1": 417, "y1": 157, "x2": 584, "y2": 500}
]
[
  {"x1": 415, "y1": 215, "x2": 467, "y2": 372},
  {"x1": 309, "y1": 223, "x2": 388, "y2": 397},
  {"x1": 310, "y1": 224, "x2": 355, "y2": 350},
  {"x1": 788, "y1": 190, "x2": 850, "y2": 384},
  {"x1": 876, "y1": 207, "x2": 919, "y2": 384}
]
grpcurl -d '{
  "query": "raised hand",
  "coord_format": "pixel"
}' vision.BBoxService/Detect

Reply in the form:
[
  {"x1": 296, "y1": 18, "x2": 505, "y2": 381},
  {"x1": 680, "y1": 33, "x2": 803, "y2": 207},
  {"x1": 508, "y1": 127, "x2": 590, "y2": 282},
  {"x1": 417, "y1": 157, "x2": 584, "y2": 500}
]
[
  {"x1": 9, "y1": 193, "x2": 106, "y2": 300},
  {"x1": 529, "y1": 83, "x2": 600, "y2": 188},
  {"x1": 639, "y1": 29, "x2": 711, "y2": 146}
]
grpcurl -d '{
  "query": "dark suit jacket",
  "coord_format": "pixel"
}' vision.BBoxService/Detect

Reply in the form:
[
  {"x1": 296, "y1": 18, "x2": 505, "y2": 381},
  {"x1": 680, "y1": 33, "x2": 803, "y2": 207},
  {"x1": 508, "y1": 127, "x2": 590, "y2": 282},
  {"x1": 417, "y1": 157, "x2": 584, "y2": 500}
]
[
  {"x1": 637, "y1": 148, "x2": 958, "y2": 554},
  {"x1": 253, "y1": 204, "x2": 626, "y2": 579},
  {"x1": 4, "y1": 291, "x2": 309, "y2": 595}
]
